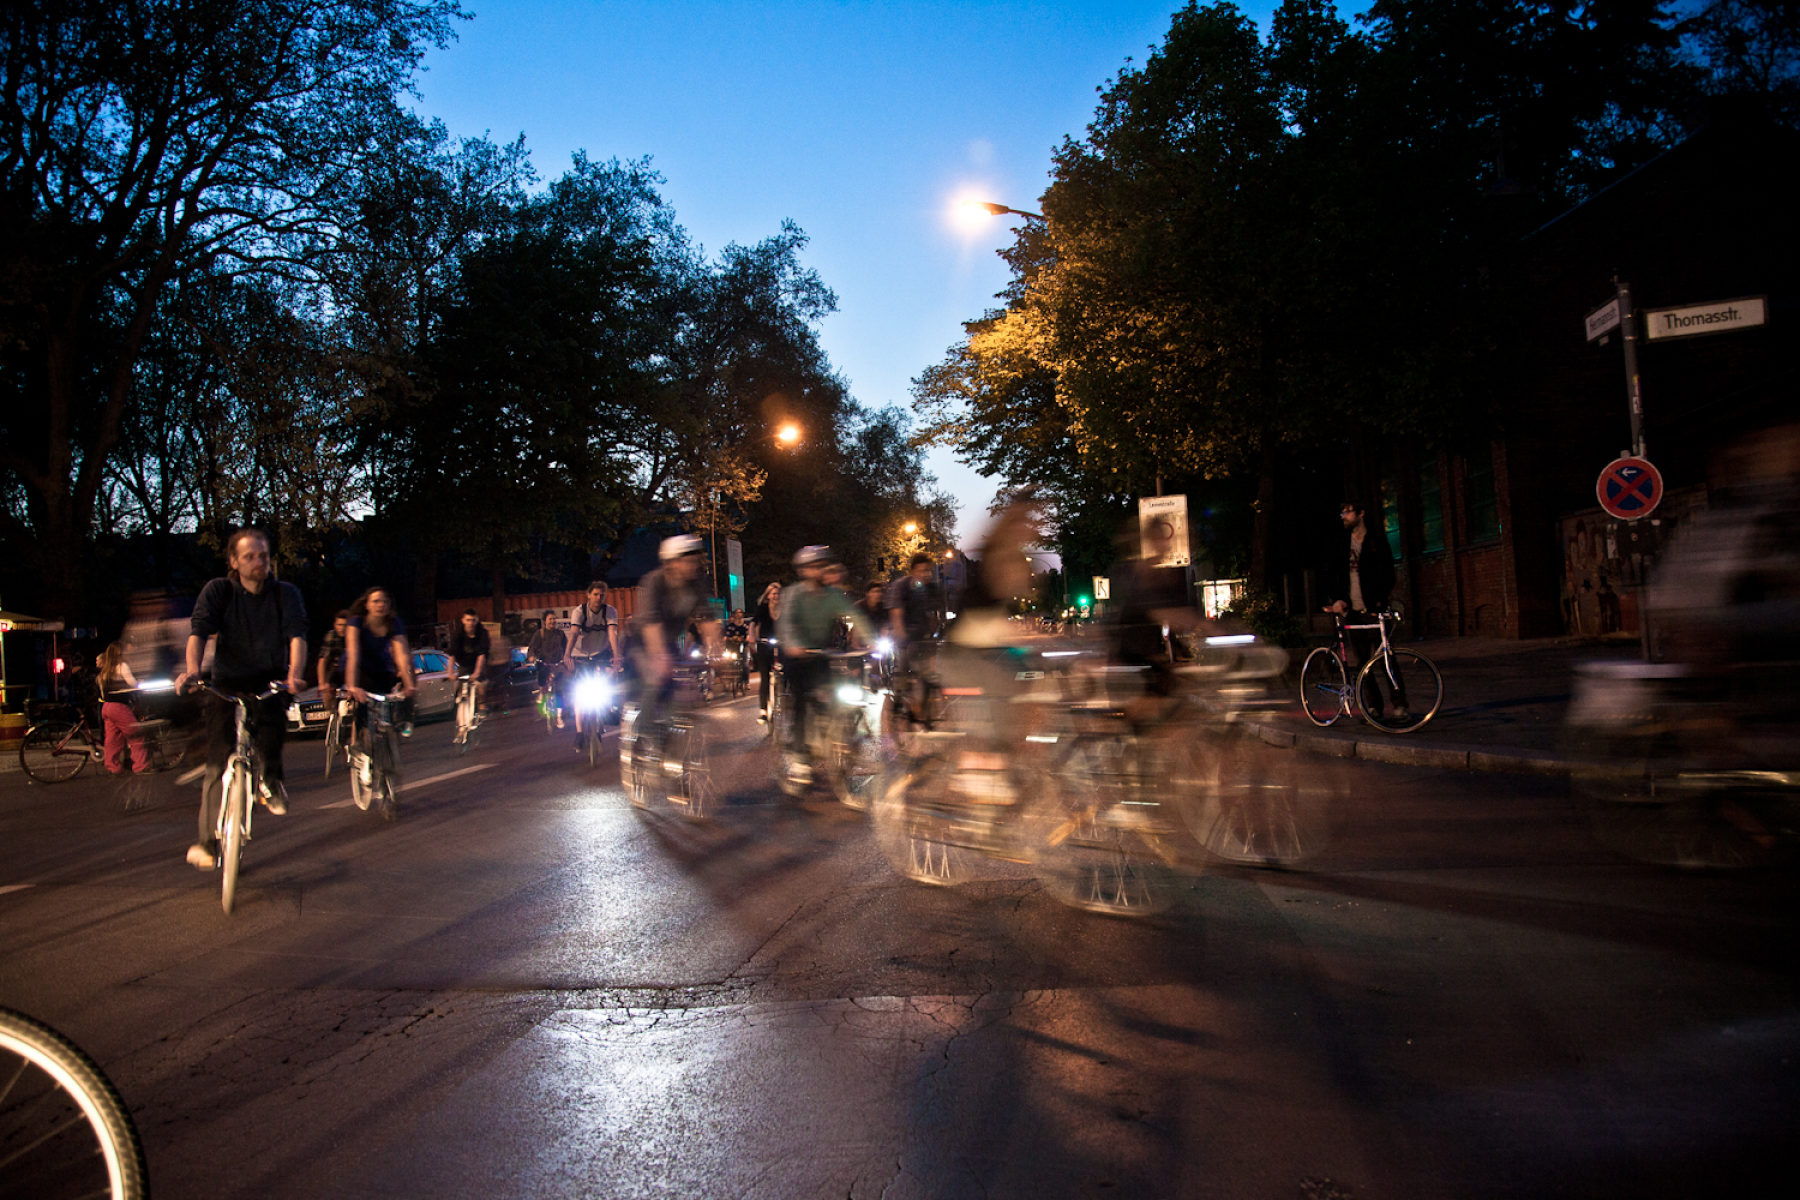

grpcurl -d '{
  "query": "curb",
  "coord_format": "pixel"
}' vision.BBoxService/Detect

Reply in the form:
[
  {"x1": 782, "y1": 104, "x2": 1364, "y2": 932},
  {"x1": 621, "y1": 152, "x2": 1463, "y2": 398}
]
[{"x1": 1242, "y1": 719, "x2": 1575, "y2": 776}]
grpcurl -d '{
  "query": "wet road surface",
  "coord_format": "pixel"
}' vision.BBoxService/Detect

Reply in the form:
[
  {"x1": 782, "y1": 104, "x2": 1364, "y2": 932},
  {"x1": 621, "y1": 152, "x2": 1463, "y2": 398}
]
[{"x1": 1, "y1": 695, "x2": 1794, "y2": 1198}]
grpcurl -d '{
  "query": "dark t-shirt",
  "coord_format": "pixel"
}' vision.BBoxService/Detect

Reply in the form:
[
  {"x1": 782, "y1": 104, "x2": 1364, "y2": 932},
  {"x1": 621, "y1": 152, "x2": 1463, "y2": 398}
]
[
  {"x1": 1111, "y1": 561, "x2": 1189, "y2": 661},
  {"x1": 752, "y1": 599, "x2": 776, "y2": 640},
  {"x1": 349, "y1": 615, "x2": 408, "y2": 691},
  {"x1": 447, "y1": 624, "x2": 491, "y2": 676},
  {"x1": 637, "y1": 569, "x2": 708, "y2": 653},
  {"x1": 883, "y1": 576, "x2": 940, "y2": 641},
  {"x1": 319, "y1": 628, "x2": 348, "y2": 685},
  {"x1": 190, "y1": 576, "x2": 308, "y2": 690}
]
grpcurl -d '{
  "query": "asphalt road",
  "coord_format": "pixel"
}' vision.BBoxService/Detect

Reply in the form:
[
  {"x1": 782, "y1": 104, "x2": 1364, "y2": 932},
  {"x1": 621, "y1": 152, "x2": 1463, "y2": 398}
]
[{"x1": 1, "y1": 695, "x2": 1794, "y2": 1199}]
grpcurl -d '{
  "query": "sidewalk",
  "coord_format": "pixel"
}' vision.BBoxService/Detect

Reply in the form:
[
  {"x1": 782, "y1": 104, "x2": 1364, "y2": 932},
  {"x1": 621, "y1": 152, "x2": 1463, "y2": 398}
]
[{"x1": 1245, "y1": 634, "x2": 1645, "y2": 775}]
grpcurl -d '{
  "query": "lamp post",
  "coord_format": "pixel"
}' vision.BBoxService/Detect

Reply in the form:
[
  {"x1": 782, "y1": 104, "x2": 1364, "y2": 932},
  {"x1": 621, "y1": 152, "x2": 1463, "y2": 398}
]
[{"x1": 967, "y1": 200, "x2": 1045, "y2": 223}]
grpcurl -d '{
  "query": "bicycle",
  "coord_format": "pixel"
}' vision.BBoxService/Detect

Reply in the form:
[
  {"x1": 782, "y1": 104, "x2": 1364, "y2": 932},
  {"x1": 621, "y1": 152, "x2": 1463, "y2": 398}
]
[
  {"x1": 621, "y1": 665, "x2": 715, "y2": 820},
  {"x1": 774, "y1": 649, "x2": 891, "y2": 808},
  {"x1": 19, "y1": 695, "x2": 190, "y2": 784},
  {"x1": 0, "y1": 1006, "x2": 149, "y2": 1200},
  {"x1": 452, "y1": 673, "x2": 484, "y2": 754},
  {"x1": 1299, "y1": 610, "x2": 1443, "y2": 734},
  {"x1": 569, "y1": 665, "x2": 616, "y2": 768},
  {"x1": 196, "y1": 683, "x2": 284, "y2": 914},
  {"x1": 348, "y1": 691, "x2": 404, "y2": 821},
  {"x1": 532, "y1": 664, "x2": 564, "y2": 735}
]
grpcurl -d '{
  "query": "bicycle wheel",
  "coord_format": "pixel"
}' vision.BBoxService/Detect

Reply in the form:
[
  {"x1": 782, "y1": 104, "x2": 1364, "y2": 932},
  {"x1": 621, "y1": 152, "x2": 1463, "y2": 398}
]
[
  {"x1": 220, "y1": 766, "x2": 248, "y2": 915},
  {"x1": 374, "y1": 729, "x2": 401, "y2": 822},
  {"x1": 1357, "y1": 648, "x2": 1443, "y2": 734},
  {"x1": 324, "y1": 710, "x2": 340, "y2": 778},
  {"x1": 1035, "y1": 741, "x2": 1183, "y2": 917},
  {"x1": 619, "y1": 707, "x2": 656, "y2": 808},
  {"x1": 670, "y1": 722, "x2": 715, "y2": 821},
  {"x1": 18, "y1": 721, "x2": 91, "y2": 784},
  {"x1": 1181, "y1": 731, "x2": 1333, "y2": 867},
  {"x1": 0, "y1": 1007, "x2": 149, "y2": 1200},
  {"x1": 827, "y1": 705, "x2": 892, "y2": 811},
  {"x1": 1299, "y1": 648, "x2": 1348, "y2": 727},
  {"x1": 871, "y1": 750, "x2": 982, "y2": 887}
]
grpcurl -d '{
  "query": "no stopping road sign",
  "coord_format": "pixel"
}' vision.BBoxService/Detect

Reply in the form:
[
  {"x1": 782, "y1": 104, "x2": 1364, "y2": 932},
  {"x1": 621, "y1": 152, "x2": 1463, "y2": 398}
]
[{"x1": 1596, "y1": 456, "x2": 1663, "y2": 521}]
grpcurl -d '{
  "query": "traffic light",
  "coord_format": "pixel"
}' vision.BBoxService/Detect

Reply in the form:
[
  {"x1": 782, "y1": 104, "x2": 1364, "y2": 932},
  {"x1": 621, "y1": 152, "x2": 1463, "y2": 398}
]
[{"x1": 1076, "y1": 595, "x2": 1091, "y2": 607}]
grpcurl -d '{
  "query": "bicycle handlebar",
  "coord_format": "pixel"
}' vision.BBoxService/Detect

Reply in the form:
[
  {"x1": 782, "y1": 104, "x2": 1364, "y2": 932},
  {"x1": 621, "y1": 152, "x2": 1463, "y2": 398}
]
[{"x1": 194, "y1": 682, "x2": 288, "y2": 704}]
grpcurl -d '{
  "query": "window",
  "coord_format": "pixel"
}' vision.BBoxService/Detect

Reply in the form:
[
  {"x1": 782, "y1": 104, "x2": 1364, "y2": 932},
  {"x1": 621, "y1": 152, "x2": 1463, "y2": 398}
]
[
  {"x1": 1465, "y1": 451, "x2": 1501, "y2": 543},
  {"x1": 415, "y1": 651, "x2": 448, "y2": 674},
  {"x1": 1380, "y1": 475, "x2": 1403, "y2": 560},
  {"x1": 1419, "y1": 460, "x2": 1445, "y2": 553}
]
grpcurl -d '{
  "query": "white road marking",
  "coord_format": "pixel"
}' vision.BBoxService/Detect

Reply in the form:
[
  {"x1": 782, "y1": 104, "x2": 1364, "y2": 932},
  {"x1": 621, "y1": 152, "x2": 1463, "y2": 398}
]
[
  {"x1": 0, "y1": 884, "x2": 34, "y2": 895},
  {"x1": 319, "y1": 762, "x2": 496, "y2": 809}
]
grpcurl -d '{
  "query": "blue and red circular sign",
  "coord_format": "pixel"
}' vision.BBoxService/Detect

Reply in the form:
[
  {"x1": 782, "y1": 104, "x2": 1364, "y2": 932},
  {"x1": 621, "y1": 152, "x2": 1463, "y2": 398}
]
[{"x1": 1596, "y1": 456, "x2": 1663, "y2": 520}]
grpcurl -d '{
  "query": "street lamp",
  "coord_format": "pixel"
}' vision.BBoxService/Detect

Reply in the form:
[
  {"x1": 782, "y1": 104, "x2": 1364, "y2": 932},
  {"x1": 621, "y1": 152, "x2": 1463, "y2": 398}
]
[
  {"x1": 966, "y1": 200, "x2": 1045, "y2": 222},
  {"x1": 776, "y1": 423, "x2": 801, "y2": 446},
  {"x1": 903, "y1": 522, "x2": 918, "y2": 535}
]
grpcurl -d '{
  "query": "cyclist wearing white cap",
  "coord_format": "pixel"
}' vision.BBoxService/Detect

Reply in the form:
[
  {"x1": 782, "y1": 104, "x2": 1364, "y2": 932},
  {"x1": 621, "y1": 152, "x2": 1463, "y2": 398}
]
[
  {"x1": 633, "y1": 535, "x2": 720, "y2": 716},
  {"x1": 776, "y1": 545, "x2": 873, "y2": 775}
]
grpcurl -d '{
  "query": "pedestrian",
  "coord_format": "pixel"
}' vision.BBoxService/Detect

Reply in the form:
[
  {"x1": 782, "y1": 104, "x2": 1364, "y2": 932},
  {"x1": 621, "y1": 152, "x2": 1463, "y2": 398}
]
[
  {"x1": 98, "y1": 641, "x2": 147, "y2": 775},
  {"x1": 1322, "y1": 499, "x2": 1406, "y2": 720}
]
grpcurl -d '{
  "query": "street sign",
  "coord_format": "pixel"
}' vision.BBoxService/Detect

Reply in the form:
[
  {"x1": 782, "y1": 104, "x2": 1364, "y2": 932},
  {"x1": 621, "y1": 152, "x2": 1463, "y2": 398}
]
[
  {"x1": 1641, "y1": 295, "x2": 1767, "y2": 341},
  {"x1": 1596, "y1": 456, "x2": 1663, "y2": 521},
  {"x1": 1138, "y1": 494, "x2": 1190, "y2": 567},
  {"x1": 1092, "y1": 576, "x2": 1110, "y2": 601},
  {"x1": 1584, "y1": 297, "x2": 1621, "y2": 342},
  {"x1": 726, "y1": 538, "x2": 744, "y2": 613}
]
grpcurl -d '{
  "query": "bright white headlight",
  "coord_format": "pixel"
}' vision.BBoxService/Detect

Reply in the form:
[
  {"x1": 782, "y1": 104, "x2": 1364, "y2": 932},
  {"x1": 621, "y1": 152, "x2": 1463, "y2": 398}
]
[
  {"x1": 574, "y1": 675, "x2": 611, "y2": 712},
  {"x1": 1205, "y1": 634, "x2": 1257, "y2": 646},
  {"x1": 836, "y1": 684, "x2": 864, "y2": 705},
  {"x1": 874, "y1": 637, "x2": 894, "y2": 658}
]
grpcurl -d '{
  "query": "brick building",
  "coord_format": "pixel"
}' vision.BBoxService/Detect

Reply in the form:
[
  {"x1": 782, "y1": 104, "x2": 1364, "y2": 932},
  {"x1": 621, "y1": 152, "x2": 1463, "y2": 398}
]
[{"x1": 1323, "y1": 112, "x2": 1795, "y2": 640}]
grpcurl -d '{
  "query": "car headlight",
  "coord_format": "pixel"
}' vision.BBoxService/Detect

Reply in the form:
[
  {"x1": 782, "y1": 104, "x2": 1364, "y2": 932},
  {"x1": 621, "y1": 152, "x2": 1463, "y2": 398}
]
[{"x1": 574, "y1": 675, "x2": 612, "y2": 712}]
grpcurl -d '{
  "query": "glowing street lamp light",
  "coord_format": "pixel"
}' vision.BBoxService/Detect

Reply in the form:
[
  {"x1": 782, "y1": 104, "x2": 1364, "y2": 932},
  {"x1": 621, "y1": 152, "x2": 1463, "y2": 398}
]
[
  {"x1": 966, "y1": 200, "x2": 1045, "y2": 222},
  {"x1": 902, "y1": 522, "x2": 918, "y2": 535},
  {"x1": 776, "y1": 423, "x2": 801, "y2": 446}
]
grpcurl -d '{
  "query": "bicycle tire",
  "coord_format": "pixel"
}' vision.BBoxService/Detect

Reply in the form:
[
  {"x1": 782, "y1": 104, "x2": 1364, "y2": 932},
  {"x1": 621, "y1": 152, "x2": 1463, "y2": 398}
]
[
  {"x1": 1182, "y1": 731, "x2": 1333, "y2": 867},
  {"x1": 1357, "y1": 648, "x2": 1443, "y2": 734},
  {"x1": 18, "y1": 721, "x2": 91, "y2": 784},
  {"x1": 1298, "y1": 648, "x2": 1348, "y2": 727},
  {"x1": 1035, "y1": 740, "x2": 1182, "y2": 917},
  {"x1": 620, "y1": 707, "x2": 657, "y2": 808},
  {"x1": 375, "y1": 728, "x2": 401, "y2": 821},
  {"x1": 828, "y1": 705, "x2": 890, "y2": 811},
  {"x1": 871, "y1": 751, "x2": 981, "y2": 887},
  {"x1": 0, "y1": 1007, "x2": 150, "y2": 1200},
  {"x1": 672, "y1": 722, "x2": 714, "y2": 821},
  {"x1": 324, "y1": 710, "x2": 340, "y2": 778},
  {"x1": 220, "y1": 767, "x2": 247, "y2": 915}
]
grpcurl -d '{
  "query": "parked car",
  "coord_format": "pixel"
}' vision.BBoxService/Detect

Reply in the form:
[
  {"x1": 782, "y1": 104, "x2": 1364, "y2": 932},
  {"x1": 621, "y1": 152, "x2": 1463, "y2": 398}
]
[{"x1": 286, "y1": 648, "x2": 459, "y2": 736}]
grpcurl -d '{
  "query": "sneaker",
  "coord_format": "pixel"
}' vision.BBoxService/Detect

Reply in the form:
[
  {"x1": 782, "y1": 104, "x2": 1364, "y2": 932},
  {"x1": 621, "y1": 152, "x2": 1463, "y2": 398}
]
[
  {"x1": 1389, "y1": 706, "x2": 1411, "y2": 722},
  {"x1": 400, "y1": 722, "x2": 414, "y2": 738},
  {"x1": 258, "y1": 780, "x2": 288, "y2": 815},
  {"x1": 186, "y1": 843, "x2": 218, "y2": 870},
  {"x1": 555, "y1": 713, "x2": 565, "y2": 730},
  {"x1": 757, "y1": 711, "x2": 769, "y2": 724}
]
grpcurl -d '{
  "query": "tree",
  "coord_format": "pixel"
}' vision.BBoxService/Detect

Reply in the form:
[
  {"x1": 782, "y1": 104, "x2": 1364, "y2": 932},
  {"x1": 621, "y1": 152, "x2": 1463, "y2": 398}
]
[{"x1": 0, "y1": 0, "x2": 463, "y2": 618}]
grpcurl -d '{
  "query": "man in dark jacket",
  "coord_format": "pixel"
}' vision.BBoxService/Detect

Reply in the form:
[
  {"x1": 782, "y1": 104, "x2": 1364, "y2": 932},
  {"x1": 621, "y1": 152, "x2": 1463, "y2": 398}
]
[
  {"x1": 1323, "y1": 500, "x2": 1406, "y2": 719},
  {"x1": 177, "y1": 528, "x2": 307, "y2": 869}
]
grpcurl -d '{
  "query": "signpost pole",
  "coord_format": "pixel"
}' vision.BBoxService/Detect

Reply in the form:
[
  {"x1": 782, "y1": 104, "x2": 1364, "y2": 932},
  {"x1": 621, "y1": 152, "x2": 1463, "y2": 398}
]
[{"x1": 1616, "y1": 275, "x2": 1646, "y2": 458}]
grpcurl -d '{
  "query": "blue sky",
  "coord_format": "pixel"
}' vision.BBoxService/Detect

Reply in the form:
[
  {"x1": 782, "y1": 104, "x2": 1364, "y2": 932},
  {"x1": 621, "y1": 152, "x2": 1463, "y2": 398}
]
[{"x1": 413, "y1": 1, "x2": 1280, "y2": 546}]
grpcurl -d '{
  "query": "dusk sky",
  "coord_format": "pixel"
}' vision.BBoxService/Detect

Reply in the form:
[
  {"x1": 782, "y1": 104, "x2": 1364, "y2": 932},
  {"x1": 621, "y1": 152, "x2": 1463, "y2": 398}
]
[{"x1": 412, "y1": 0, "x2": 1281, "y2": 546}]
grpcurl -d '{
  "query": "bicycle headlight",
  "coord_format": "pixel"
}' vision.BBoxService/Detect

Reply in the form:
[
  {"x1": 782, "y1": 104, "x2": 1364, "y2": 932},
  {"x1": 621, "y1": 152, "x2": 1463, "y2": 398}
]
[
  {"x1": 574, "y1": 675, "x2": 612, "y2": 712},
  {"x1": 836, "y1": 684, "x2": 864, "y2": 706},
  {"x1": 140, "y1": 678, "x2": 176, "y2": 692},
  {"x1": 874, "y1": 637, "x2": 893, "y2": 658}
]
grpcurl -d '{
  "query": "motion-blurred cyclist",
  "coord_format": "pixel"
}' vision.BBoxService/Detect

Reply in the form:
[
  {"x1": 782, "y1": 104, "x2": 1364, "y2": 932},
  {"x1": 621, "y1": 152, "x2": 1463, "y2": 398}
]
[
  {"x1": 776, "y1": 546, "x2": 873, "y2": 783},
  {"x1": 632, "y1": 536, "x2": 720, "y2": 721}
]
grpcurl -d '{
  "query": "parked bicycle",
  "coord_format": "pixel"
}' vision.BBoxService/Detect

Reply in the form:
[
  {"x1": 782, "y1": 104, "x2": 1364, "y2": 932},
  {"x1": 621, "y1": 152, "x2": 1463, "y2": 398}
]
[
  {"x1": 18, "y1": 691, "x2": 191, "y2": 784},
  {"x1": 621, "y1": 664, "x2": 714, "y2": 819},
  {"x1": 196, "y1": 682, "x2": 285, "y2": 914},
  {"x1": 348, "y1": 691, "x2": 404, "y2": 821},
  {"x1": 1299, "y1": 609, "x2": 1443, "y2": 734},
  {"x1": 0, "y1": 1006, "x2": 149, "y2": 1200}
]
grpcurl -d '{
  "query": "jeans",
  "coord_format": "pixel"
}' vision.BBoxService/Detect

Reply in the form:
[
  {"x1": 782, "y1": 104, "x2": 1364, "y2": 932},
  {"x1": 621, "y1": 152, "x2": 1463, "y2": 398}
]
[
  {"x1": 199, "y1": 691, "x2": 285, "y2": 847},
  {"x1": 102, "y1": 701, "x2": 146, "y2": 773},
  {"x1": 755, "y1": 640, "x2": 778, "y2": 711},
  {"x1": 782, "y1": 653, "x2": 831, "y2": 756}
]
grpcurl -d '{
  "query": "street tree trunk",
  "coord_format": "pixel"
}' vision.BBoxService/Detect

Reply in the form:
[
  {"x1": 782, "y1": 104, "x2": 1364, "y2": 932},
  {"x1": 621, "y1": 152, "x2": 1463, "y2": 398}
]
[{"x1": 1248, "y1": 444, "x2": 1277, "y2": 590}]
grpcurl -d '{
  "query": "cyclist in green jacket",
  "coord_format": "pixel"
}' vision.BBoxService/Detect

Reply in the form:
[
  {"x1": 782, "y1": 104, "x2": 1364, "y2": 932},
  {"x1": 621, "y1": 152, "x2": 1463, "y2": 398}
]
[{"x1": 776, "y1": 546, "x2": 873, "y2": 780}]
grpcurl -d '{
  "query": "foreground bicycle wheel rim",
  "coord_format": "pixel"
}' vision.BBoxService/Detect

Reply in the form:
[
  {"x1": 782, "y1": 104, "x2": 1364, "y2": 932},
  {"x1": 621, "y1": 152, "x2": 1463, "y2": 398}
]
[
  {"x1": 871, "y1": 752, "x2": 982, "y2": 887},
  {"x1": 220, "y1": 771, "x2": 246, "y2": 915},
  {"x1": 19, "y1": 722, "x2": 89, "y2": 784},
  {"x1": 1299, "y1": 648, "x2": 1348, "y2": 728},
  {"x1": 0, "y1": 1008, "x2": 149, "y2": 1200},
  {"x1": 1357, "y1": 649, "x2": 1443, "y2": 734},
  {"x1": 1034, "y1": 746, "x2": 1182, "y2": 917}
]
